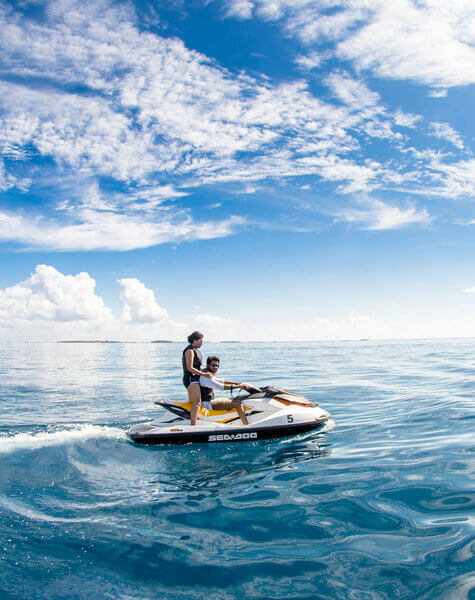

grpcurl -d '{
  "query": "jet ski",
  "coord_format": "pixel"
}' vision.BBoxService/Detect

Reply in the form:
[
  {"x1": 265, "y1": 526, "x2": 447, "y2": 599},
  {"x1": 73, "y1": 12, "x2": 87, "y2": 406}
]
[{"x1": 127, "y1": 385, "x2": 331, "y2": 445}]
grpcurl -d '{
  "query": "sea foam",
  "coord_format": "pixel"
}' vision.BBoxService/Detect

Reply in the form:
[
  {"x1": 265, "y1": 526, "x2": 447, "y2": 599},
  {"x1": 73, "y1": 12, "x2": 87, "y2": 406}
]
[{"x1": 0, "y1": 424, "x2": 126, "y2": 454}]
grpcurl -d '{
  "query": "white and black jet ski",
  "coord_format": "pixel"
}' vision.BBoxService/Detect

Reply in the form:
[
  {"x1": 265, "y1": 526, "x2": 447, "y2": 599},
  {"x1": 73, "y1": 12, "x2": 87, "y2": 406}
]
[{"x1": 127, "y1": 385, "x2": 331, "y2": 445}]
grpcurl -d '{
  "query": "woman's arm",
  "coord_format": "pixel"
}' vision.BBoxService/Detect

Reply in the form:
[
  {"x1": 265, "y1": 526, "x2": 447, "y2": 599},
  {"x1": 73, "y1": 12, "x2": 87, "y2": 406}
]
[{"x1": 185, "y1": 349, "x2": 211, "y2": 377}]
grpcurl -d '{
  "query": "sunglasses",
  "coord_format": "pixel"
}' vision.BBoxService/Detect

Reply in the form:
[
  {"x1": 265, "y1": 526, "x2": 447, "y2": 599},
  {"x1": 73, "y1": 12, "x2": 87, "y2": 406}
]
[{"x1": 210, "y1": 363, "x2": 220, "y2": 368}]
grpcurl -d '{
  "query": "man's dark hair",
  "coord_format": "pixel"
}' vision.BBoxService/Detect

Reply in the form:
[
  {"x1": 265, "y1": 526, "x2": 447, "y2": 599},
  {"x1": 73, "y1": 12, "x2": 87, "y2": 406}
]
[{"x1": 206, "y1": 355, "x2": 220, "y2": 367}]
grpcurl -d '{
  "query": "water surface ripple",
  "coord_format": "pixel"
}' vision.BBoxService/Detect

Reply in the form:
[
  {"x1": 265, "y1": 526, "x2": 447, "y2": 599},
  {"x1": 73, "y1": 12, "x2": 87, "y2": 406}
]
[{"x1": 0, "y1": 340, "x2": 473, "y2": 599}]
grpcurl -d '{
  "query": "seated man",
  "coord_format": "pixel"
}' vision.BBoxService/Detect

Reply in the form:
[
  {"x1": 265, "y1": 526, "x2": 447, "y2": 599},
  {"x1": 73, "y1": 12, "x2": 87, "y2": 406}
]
[{"x1": 199, "y1": 356, "x2": 249, "y2": 425}]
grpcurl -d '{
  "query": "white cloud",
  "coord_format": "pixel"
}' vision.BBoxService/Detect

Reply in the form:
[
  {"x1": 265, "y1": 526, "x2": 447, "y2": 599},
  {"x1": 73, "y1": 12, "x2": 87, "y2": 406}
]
[
  {"x1": 325, "y1": 71, "x2": 382, "y2": 110},
  {"x1": 430, "y1": 122, "x2": 465, "y2": 150},
  {"x1": 428, "y1": 158, "x2": 475, "y2": 198},
  {"x1": 224, "y1": 0, "x2": 475, "y2": 92},
  {"x1": 0, "y1": 265, "x2": 190, "y2": 341},
  {"x1": 393, "y1": 111, "x2": 423, "y2": 128},
  {"x1": 296, "y1": 155, "x2": 381, "y2": 193},
  {"x1": 0, "y1": 0, "x2": 455, "y2": 195},
  {"x1": 294, "y1": 52, "x2": 322, "y2": 71},
  {"x1": 464, "y1": 286, "x2": 475, "y2": 293},
  {"x1": 428, "y1": 88, "x2": 449, "y2": 98},
  {"x1": 194, "y1": 313, "x2": 242, "y2": 341},
  {"x1": 332, "y1": 196, "x2": 432, "y2": 230},
  {"x1": 0, "y1": 267, "x2": 473, "y2": 341},
  {"x1": 0, "y1": 205, "x2": 245, "y2": 251},
  {"x1": 278, "y1": 310, "x2": 475, "y2": 340},
  {"x1": 119, "y1": 278, "x2": 168, "y2": 324},
  {"x1": 0, "y1": 0, "x2": 473, "y2": 254},
  {"x1": 0, "y1": 159, "x2": 17, "y2": 191},
  {"x1": 0, "y1": 265, "x2": 112, "y2": 323},
  {"x1": 224, "y1": 0, "x2": 254, "y2": 19},
  {"x1": 336, "y1": 1, "x2": 475, "y2": 91},
  {"x1": 311, "y1": 312, "x2": 392, "y2": 341}
]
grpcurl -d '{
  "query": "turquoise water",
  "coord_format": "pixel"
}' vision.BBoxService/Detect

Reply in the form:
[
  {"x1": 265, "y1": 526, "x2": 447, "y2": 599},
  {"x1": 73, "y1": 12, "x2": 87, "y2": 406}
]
[{"x1": 0, "y1": 340, "x2": 473, "y2": 599}]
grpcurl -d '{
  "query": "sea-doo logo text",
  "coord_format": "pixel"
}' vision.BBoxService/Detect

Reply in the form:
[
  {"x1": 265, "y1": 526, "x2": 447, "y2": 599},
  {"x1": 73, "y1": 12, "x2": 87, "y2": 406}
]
[{"x1": 208, "y1": 432, "x2": 258, "y2": 442}]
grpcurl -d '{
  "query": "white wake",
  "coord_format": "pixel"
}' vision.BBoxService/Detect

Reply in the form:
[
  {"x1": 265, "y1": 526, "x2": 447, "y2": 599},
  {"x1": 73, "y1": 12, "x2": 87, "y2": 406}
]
[{"x1": 0, "y1": 424, "x2": 127, "y2": 454}]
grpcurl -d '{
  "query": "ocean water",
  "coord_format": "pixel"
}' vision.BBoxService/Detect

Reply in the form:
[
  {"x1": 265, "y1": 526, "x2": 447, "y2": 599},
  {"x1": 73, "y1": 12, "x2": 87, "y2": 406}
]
[{"x1": 0, "y1": 339, "x2": 473, "y2": 600}]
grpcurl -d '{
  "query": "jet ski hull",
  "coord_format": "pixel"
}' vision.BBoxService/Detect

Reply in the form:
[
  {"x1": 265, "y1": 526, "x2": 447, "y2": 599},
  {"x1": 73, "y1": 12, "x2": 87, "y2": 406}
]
[
  {"x1": 127, "y1": 385, "x2": 331, "y2": 445},
  {"x1": 128, "y1": 419, "x2": 328, "y2": 445}
]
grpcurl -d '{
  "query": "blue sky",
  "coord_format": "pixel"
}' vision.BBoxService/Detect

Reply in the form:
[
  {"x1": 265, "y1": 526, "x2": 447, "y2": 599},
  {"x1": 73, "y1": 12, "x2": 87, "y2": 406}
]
[{"x1": 0, "y1": 0, "x2": 473, "y2": 341}]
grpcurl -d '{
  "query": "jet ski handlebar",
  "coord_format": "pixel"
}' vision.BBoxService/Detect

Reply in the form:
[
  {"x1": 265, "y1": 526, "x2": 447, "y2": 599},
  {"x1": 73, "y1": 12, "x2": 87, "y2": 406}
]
[{"x1": 229, "y1": 382, "x2": 261, "y2": 399}]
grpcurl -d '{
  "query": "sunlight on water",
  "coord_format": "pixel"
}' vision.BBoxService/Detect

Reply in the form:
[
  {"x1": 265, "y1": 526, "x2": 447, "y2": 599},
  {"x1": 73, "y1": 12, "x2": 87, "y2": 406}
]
[{"x1": 0, "y1": 339, "x2": 473, "y2": 599}]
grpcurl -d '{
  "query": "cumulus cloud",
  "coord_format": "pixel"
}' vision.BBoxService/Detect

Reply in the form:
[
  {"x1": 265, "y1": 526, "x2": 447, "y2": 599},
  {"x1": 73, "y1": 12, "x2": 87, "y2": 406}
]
[
  {"x1": 0, "y1": 265, "x2": 189, "y2": 341},
  {"x1": 119, "y1": 278, "x2": 168, "y2": 324},
  {"x1": 0, "y1": 265, "x2": 112, "y2": 323},
  {"x1": 332, "y1": 196, "x2": 432, "y2": 230},
  {"x1": 464, "y1": 286, "x2": 475, "y2": 293},
  {"x1": 0, "y1": 266, "x2": 473, "y2": 341}
]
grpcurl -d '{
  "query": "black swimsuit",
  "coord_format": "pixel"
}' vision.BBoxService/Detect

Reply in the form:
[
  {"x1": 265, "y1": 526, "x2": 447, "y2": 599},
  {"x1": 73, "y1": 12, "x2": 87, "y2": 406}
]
[{"x1": 182, "y1": 344, "x2": 202, "y2": 388}]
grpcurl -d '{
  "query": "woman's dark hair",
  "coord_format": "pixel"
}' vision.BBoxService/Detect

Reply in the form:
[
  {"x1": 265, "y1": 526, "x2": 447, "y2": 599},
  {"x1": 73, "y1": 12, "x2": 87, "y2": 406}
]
[
  {"x1": 187, "y1": 331, "x2": 203, "y2": 344},
  {"x1": 206, "y1": 355, "x2": 220, "y2": 367}
]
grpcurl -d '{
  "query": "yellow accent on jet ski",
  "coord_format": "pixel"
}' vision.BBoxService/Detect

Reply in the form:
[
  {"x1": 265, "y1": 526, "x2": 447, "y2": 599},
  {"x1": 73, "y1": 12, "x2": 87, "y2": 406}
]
[{"x1": 172, "y1": 400, "x2": 250, "y2": 418}]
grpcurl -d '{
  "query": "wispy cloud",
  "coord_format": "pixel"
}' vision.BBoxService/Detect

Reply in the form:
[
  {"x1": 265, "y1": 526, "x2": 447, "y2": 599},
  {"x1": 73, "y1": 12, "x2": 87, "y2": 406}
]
[
  {"x1": 0, "y1": 0, "x2": 473, "y2": 251},
  {"x1": 428, "y1": 158, "x2": 475, "y2": 199},
  {"x1": 393, "y1": 111, "x2": 423, "y2": 129},
  {"x1": 224, "y1": 0, "x2": 254, "y2": 19},
  {"x1": 332, "y1": 196, "x2": 432, "y2": 230},
  {"x1": 464, "y1": 286, "x2": 475, "y2": 293},
  {"x1": 325, "y1": 71, "x2": 382, "y2": 110},
  {"x1": 430, "y1": 122, "x2": 465, "y2": 150},
  {"x1": 224, "y1": 0, "x2": 475, "y2": 92},
  {"x1": 0, "y1": 205, "x2": 245, "y2": 251},
  {"x1": 294, "y1": 52, "x2": 322, "y2": 71}
]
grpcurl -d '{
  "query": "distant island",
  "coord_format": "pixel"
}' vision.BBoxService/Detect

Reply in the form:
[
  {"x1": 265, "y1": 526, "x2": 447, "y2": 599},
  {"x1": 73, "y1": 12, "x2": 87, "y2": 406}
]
[
  {"x1": 220, "y1": 340, "x2": 242, "y2": 343},
  {"x1": 58, "y1": 340, "x2": 122, "y2": 343},
  {"x1": 151, "y1": 340, "x2": 174, "y2": 343}
]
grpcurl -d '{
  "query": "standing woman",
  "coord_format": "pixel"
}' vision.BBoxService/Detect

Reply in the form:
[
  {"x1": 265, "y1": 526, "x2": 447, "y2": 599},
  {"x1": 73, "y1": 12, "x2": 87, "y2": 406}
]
[{"x1": 182, "y1": 331, "x2": 211, "y2": 425}]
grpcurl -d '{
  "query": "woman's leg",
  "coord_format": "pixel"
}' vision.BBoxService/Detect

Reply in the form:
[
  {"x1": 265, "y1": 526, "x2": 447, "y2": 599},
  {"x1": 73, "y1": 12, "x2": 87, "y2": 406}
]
[{"x1": 188, "y1": 383, "x2": 201, "y2": 425}]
